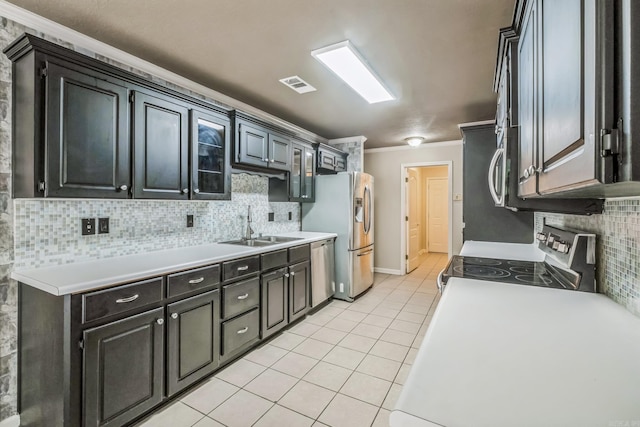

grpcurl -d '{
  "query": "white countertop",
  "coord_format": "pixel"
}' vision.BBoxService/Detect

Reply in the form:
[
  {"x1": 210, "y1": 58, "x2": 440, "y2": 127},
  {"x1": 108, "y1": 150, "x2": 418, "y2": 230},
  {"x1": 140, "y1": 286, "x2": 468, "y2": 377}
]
[
  {"x1": 11, "y1": 231, "x2": 336, "y2": 296},
  {"x1": 460, "y1": 240, "x2": 544, "y2": 261},
  {"x1": 391, "y1": 278, "x2": 640, "y2": 427}
]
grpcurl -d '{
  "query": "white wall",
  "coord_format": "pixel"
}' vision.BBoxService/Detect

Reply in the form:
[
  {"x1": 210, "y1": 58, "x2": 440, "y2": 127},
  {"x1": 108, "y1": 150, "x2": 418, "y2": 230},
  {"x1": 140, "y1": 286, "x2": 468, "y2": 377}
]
[{"x1": 364, "y1": 141, "x2": 463, "y2": 273}]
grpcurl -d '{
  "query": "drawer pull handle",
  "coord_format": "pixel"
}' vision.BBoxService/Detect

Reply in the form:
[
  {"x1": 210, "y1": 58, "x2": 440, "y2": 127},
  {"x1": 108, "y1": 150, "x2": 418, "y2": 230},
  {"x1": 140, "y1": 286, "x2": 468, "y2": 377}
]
[
  {"x1": 188, "y1": 277, "x2": 205, "y2": 284},
  {"x1": 237, "y1": 265, "x2": 249, "y2": 271},
  {"x1": 237, "y1": 293, "x2": 249, "y2": 300},
  {"x1": 290, "y1": 272, "x2": 295, "y2": 277},
  {"x1": 116, "y1": 294, "x2": 139, "y2": 304},
  {"x1": 237, "y1": 327, "x2": 249, "y2": 334}
]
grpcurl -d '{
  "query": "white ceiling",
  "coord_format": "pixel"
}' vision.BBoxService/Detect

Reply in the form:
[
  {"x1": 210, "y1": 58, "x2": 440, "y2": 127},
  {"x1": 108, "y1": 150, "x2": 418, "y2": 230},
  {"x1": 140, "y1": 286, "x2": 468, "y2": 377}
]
[{"x1": 7, "y1": 0, "x2": 515, "y2": 148}]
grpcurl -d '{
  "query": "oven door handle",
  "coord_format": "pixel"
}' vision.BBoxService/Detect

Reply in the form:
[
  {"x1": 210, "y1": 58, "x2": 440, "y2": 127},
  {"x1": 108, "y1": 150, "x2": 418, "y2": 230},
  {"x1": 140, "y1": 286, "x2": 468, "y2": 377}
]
[
  {"x1": 487, "y1": 147, "x2": 505, "y2": 206},
  {"x1": 437, "y1": 270, "x2": 445, "y2": 294}
]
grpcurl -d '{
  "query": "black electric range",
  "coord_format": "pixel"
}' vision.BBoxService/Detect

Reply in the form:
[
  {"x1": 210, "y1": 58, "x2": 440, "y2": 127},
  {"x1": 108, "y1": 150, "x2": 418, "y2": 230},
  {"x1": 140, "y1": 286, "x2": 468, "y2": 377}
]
[
  {"x1": 439, "y1": 225, "x2": 597, "y2": 293},
  {"x1": 441, "y1": 256, "x2": 579, "y2": 290}
]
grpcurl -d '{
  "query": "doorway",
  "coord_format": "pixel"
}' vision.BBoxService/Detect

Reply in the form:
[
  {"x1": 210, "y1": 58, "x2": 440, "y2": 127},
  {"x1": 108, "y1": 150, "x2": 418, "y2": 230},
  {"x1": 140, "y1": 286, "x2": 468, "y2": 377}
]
[{"x1": 403, "y1": 163, "x2": 451, "y2": 274}]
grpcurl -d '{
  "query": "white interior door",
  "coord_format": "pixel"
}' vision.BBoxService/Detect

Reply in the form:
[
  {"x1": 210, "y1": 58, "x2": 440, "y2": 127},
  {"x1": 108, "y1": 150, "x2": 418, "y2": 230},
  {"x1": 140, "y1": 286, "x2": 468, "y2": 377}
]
[
  {"x1": 427, "y1": 178, "x2": 448, "y2": 253},
  {"x1": 406, "y1": 168, "x2": 420, "y2": 272}
]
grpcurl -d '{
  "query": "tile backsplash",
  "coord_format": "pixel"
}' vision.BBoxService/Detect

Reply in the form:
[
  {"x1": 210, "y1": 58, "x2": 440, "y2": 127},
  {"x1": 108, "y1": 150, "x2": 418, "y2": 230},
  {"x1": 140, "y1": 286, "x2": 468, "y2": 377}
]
[
  {"x1": 13, "y1": 173, "x2": 300, "y2": 269},
  {"x1": 535, "y1": 198, "x2": 640, "y2": 317}
]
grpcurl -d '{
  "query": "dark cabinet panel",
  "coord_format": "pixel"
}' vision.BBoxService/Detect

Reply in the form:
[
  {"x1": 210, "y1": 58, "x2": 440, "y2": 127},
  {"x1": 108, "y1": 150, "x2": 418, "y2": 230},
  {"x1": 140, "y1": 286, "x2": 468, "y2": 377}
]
[
  {"x1": 517, "y1": 0, "x2": 538, "y2": 198},
  {"x1": 268, "y1": 133, "x2": 291, "y2": 171},
  {"x1": 83, "y1": 307, "x2": 164, "y2": 427},
  {"x1": 167, "y1": 290, "x2": 220, "y2": 396},
  {"x1": 191, "y1": 109, "x2": 231, "y2": 200},
  {"x1": 167, "y1": 264, "x2": 220, "y2": 299},
  {"x1": 133, "y1": 92, "x2": 189, "y2": 199},
  {"x1": 261, "y1": 268, "x2": 288, "y2": 339},
  {"x1": 237, "y1": 121, "x2": 269, "y2": 168},
  {"x1": 317, "y1": 143, "x2": 348, "y2": 174},
  {"x1": 221, "y1": 276, "x2": 260, "y2": 319},
  {"x1": 220, "y1": 308, "x2": 260, "y2": 362},
  {"x1": 288, "y1": 261, "x2": 310, "y2": 323},
  {"x1": 222, "y1": 256, "x2": 260, "y2": 282},
  {"x1": 45, "y1": 61, "x2": 130, "y2": 198}
]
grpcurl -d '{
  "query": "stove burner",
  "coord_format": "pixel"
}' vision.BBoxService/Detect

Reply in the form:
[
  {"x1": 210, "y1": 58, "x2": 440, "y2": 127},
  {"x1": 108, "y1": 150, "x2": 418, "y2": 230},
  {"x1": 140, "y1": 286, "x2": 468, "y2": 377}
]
[
  {"x1": 453, "y1": 265, "x2": 511, "y2": 279},
  {"x1": 514, "y1": 274, "x2": 553, "y2": 286},
  {"x1": 461, "y1": 257, "x2": 503, "y2": 266},
  {"x1": 510, "y1": 265, "x2": 547, "y2": 275},
  {"x1": 507, "y1": 260, "x2": 535, "y2": 267}
]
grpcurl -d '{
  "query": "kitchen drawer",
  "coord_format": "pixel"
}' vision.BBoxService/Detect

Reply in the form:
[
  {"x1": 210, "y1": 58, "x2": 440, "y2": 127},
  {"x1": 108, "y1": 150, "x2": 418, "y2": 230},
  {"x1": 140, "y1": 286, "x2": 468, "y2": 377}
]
[
  {"x1": 222, "y1": 256, "x2": 260, "y2": 282},
  {"x1": 222, "y1": 276, "x2": 259, "y2": 319},
  {"x1": 82, "y1": 277, "x2": 164, "y2": 324},
  {"x1": 221, "y1": 308, "x2": 259, "y2": 358},
  {"x1": 167, "y1": 264, "x2": 220, "y2": 298},
  {"x1": 289, "y1": 244, "x2": 310, "y2": 264},
  {"x1": 261, "y1": 249, "x2": 288, "y2": 271}
]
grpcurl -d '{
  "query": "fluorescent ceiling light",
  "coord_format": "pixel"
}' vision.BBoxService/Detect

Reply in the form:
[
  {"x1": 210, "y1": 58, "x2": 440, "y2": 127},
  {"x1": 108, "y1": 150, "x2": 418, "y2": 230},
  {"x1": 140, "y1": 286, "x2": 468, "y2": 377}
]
[{"x1": 311, "y1": 40, "x2": 395, "y2": 104}]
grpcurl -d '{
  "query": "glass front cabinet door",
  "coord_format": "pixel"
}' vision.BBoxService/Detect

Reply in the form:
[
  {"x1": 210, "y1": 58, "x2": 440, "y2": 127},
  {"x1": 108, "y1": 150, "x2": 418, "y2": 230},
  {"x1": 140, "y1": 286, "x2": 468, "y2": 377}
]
[
  {"x1": 289, "y1": 141, "x2": 315, "y2": 202},
  {"x1": 191, "y1": 109, "x2": 231, "y2": 200}
]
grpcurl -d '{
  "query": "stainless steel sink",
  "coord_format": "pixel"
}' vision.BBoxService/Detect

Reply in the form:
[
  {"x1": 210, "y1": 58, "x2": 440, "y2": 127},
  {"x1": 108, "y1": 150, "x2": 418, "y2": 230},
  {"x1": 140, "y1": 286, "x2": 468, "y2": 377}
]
[
  {"x1": 219, "y1": 239, "x2": 274, "y2": 247},
  {"x1": 219, "y1": 236, "x2": 303, "y2": 247},
  {"x1": 257, "y1": 236, "x2": 304, "y2": 243}
]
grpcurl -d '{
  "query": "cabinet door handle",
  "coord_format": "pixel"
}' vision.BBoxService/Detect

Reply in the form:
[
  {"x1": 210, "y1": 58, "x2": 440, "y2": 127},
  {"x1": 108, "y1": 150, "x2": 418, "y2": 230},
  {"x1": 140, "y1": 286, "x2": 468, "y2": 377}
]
[
  {"x1": 156, "y1": 318, "x2": 164, "y2": 325},
  {"x1": 284, "y1": 273, "x2": 290, "y2": 278},
  {"x1": 237, "y1": 293, "x2": 249, "y2": 300},
  {"x1": 194, "y1": 188, "x2": 200, "y2": 194},
  {"x1": 290, "y1": 272, "x2": 295, "y2": 276},
  {"x1": 115, "y1": 294, "x2": 139, "y2": 303},
  {"x1": 237, "y1": 327, "x2": 249, "y2": 334},
  {"x1": 188, "y1": 277, "x2": 205, "y2": 284},
  {"x1": 171, "y1": 313, "x2": 178, "y2": 319},
  {"x1": 270, "y1": 159, "x2": 275, "y2": 163},
  {"x1": 182, "y1": 188, "x2": 189, "y2": 194},
  {"x1": 237, "y1": 265, "x2": 249, "y2": 271},
  {"x1": 119, "y1": 184, "x2": 128, "y2": 191}
]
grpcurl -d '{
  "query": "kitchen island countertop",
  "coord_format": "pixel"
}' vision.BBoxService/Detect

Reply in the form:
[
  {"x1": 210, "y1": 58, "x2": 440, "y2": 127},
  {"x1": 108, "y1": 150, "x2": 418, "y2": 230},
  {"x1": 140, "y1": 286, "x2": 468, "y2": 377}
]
[
  {"x1": 391, "y1": 278, "x2": 640, "y2": 427},
  {"x1": 11, "y1": 231, "x2": 336, "y2": 296}
]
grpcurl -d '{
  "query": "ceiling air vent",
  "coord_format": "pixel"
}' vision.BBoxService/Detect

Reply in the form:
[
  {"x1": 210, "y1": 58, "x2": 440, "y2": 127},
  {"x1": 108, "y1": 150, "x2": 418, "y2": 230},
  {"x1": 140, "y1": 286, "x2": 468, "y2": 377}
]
[{"x1": 279, "y1": 75, "x2": 317, "y2": 94}]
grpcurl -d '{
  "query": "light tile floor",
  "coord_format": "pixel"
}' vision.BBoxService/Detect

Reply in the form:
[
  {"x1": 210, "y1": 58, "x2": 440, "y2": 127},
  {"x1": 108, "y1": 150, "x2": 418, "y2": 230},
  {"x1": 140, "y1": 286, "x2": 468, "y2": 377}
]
[{"x1": 135, "y1": 253, "x2": 448, "y2": 427}]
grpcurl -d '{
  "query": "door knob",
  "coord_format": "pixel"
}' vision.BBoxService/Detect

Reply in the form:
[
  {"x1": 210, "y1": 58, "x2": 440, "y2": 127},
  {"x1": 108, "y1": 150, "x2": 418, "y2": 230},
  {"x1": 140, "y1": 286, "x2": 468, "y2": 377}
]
[
  {"x1": 119, "y1": 184, "x2": 128, "y2": 191},
  {"x1": 171, "y1": 313, "x2": 178, "y2": 319}
]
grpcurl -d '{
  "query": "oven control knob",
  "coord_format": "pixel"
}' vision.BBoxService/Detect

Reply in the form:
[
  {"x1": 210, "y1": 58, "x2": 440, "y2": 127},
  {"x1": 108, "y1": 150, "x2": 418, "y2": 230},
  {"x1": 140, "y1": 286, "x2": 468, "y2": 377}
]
[
  {"x1": 546, "y1": 235, "x2": 555, "y2": 247},
  {"x1": 536, "y1": 232, "x2": 547, "y2": 242},
  {"x1": 552, "y1": 241, "x2": 560, "y2": 250},
  {"x1": 557, "y1": 243, "x2": 570, "y2": 254}
]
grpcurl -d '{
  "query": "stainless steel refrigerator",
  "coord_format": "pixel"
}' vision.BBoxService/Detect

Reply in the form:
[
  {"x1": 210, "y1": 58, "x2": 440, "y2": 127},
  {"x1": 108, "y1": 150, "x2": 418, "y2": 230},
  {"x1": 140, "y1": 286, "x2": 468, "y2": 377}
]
[{"x1": 302, "y1": 172, "x2": 374, "y2": 301}]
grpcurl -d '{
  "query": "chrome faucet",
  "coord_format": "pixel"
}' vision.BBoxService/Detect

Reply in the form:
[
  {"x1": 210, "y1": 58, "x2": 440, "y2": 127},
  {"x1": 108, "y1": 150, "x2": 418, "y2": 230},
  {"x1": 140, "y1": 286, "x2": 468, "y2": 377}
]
[{"x1": 244, "y1": 206, "x2": 254, "y2": 240}]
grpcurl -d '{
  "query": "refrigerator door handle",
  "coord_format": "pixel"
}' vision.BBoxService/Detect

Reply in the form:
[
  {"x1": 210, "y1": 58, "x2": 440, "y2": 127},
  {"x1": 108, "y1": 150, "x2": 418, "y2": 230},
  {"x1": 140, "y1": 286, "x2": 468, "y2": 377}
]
[
  {"x1": 357, "y1": 249, "x2": 374, "y2": 257},
  {"x1": 364, "y1": 185, "x2": 371, "y2": 234}
]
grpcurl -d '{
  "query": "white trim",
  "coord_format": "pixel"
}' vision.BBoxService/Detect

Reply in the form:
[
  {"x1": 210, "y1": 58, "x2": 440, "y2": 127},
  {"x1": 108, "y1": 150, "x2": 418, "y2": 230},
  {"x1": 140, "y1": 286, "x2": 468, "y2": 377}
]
[
  {"x1": 364, "y1": 140, "x2": 461, "y2": 153},
  {"x1": 457, "y1": 119, "x2": 495, "y2": 129},
  {"x1": 0, "y1": 415, "x2": 20, "y2": 427},
  {"x1": 400, "y1": 162, "x2": 453, "y2": 273},
  {"x1": 0, "y1": 0, "x2": 327, "y2": 143},
  {"x1": 328, "y1": 136, "x2": 367, "y2": 145},
  {"x1": 374, "y1": 267, "x2": 403, "y2": 275}
]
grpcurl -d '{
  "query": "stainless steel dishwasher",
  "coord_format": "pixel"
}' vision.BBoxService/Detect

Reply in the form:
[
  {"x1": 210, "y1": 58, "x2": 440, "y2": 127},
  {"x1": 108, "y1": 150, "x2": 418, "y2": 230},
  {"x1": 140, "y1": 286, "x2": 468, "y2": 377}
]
[{"x1": 310, "y1": 238, "x2": 335, "y2": 307}]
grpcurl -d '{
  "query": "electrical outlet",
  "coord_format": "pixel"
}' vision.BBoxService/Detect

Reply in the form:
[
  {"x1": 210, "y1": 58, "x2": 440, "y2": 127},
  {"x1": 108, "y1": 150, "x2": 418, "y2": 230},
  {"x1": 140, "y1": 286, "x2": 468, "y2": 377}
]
[
  {"x1": 81, "y1": 218, "x2": 96, "y2": 236},
  {"x1": 187, "y1": 214, "x2": 194, "y2": 228},
  {"x1": 268, "y1": 212, "x2": 275, "y2": 222},
  {"x1": 98, "y1": 218, "x2": 109, "y2": 234}
]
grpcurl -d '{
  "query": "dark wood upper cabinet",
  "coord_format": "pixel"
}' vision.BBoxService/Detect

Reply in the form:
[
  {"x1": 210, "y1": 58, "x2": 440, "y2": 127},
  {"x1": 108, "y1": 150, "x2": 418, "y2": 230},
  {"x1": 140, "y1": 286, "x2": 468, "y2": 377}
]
[
  {"x1": 233, "y1": 112, "x2": 292, "y2": 172},
  {"x1": 133, "y1": 91, "x2": 189, "y2": 199},
  {"x1": 316, "y1": 143, "x2": 348, "y2": 174},
  {"x1": 191, "y1": 109, "x2": 231, "y2": 200},
  {"x1": 45, "y1": 61, "x2": 131, "y2": 198}
]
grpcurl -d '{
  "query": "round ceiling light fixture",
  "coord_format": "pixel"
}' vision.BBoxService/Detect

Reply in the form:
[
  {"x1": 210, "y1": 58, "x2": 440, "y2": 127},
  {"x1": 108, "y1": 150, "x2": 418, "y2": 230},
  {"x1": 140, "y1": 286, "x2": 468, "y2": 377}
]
[{"x1": 405, "y1": 136, "x2": 425, "y2": 147}]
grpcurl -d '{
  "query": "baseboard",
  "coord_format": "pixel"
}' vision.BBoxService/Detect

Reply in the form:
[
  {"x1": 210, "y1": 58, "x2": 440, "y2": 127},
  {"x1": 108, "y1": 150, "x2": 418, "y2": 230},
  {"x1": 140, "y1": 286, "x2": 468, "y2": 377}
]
[
  {"x1": 0, "y1": 415, "x2": 20, "y2": 427},
  {"x1": 374, "y1": 267, "x2": 404, "y2": 275},
  {"x1": 418, "y1": 249, "x2": 427, "y2": 255}
]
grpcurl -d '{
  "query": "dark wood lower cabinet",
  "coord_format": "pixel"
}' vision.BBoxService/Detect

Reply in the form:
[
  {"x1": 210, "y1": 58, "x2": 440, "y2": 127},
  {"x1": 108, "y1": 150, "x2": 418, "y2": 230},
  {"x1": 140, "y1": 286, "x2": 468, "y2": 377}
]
[
  {"x1": 83, "y1": 308, "x2": 164, "y2": 427},
  {"x1": 289, "y1": 261, "x2": 310, "y2": 323},
  {"x1": 261, "y1": 268, "x2": 289, "y2": 339},
  {"x1": 167, "y1": 290, "x2": 220, "y2": 396}
]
